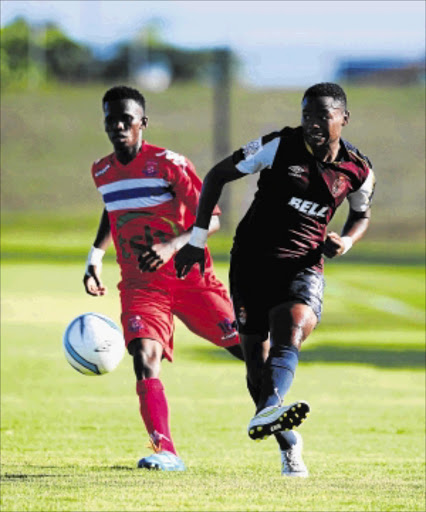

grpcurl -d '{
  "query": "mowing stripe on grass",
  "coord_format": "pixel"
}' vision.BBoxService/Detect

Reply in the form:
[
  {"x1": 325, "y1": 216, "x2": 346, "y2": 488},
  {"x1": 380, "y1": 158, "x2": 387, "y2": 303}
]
[{"x1": 328, "y1": 281, "x2": 424, "y2": 323}]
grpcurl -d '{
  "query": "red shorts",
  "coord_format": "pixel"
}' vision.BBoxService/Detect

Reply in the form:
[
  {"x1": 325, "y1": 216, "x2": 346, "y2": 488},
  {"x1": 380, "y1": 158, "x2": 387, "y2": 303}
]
[{"x1": 120, "y1": 269, "x2": 239, "y2": 362}]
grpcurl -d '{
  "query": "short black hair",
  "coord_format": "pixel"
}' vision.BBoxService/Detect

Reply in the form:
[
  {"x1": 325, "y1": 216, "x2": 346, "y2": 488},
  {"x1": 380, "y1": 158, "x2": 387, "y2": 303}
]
[
  {"x1": 102, "y1": 85, "x2": 146, "y2": 112},
  {"x1": 302, "y1": 82, "x2": 347, "y2": 110}
]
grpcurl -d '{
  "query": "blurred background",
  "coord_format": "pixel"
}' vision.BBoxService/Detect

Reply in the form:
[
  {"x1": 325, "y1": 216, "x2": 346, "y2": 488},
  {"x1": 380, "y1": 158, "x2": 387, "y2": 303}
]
[
  {"x1": 1, "y1": 5, "x2": 425, "y2": 507},
  {"x1": 1, "y1": 0, "x2": 425, "y2": 263}
]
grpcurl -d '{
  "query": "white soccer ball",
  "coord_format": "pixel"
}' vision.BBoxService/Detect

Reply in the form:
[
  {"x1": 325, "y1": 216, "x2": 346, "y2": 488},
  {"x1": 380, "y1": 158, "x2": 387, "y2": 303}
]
[{"x1": 63, "y1": 312, "x2": 125, "y2": 376}]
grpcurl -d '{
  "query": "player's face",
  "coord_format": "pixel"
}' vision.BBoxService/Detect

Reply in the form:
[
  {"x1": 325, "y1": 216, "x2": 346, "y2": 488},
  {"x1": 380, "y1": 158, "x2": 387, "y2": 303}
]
[
  {"x1": 301, "y1": 96, "x2": 349, "y2": 150},
  {"x1": 103, "y1": 99, "x2": 147, "y2": 151}
]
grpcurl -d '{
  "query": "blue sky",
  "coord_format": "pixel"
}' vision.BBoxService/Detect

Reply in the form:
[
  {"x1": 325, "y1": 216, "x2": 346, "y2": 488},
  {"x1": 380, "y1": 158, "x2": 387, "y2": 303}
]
[{"x1": 1, "y1": 0, "x2": 425, "y2": 87}]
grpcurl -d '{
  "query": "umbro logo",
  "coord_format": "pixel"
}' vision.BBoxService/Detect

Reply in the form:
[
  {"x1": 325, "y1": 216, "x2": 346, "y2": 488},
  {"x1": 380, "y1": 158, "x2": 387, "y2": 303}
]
[{"x1": 288, "y1": 166, "x2": 305, "y2": 178}]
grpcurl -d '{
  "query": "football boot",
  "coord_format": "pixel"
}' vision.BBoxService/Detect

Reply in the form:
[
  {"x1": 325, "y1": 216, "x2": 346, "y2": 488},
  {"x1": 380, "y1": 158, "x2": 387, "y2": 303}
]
[
  {"x1": 248, "y1": 400, "x2": 310, "y2": 440},
  {"x1": 137, "y1": 451, "x2": 186, "y2": 471},
  {"x1": 280, "y1": 431, "x2": 309, "y2": 477}
]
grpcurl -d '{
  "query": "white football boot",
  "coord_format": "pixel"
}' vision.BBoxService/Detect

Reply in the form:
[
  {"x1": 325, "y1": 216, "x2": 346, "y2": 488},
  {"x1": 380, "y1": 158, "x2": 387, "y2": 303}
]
[
  {"x1": 280, "y1": 431, "x2": 309, "y2": 477},
  {"x1": 248, "y1": 400, "x2": 310, "y2": 441}
]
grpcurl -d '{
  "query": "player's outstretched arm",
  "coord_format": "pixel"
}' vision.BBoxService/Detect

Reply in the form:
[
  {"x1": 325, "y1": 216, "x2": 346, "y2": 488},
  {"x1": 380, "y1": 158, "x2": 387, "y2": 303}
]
[
  {"x1": 175, "y1": 156, "x2": 245, "y2": 278},
  {"x1": 83, "y1": 208, "x2": 112, "y2": 296},
  {"x1": 133, "y1": 216, "x2": 220, "y2": 274},
  {"x1": 323, "y1": 208, "x2": 371, "y2": 258}
]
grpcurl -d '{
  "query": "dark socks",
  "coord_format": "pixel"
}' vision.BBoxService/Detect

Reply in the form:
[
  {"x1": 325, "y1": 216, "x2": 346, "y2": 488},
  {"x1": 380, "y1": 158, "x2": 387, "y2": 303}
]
[
  {"x1": 256, "y1": 344, "x2": 299, "y2": 412},
  {"x1": 246, "y1": 358, "x2": 297, "y2": 451},
  {"x1": 246, "y1": 376, "x2": 261, "y2": 405}
]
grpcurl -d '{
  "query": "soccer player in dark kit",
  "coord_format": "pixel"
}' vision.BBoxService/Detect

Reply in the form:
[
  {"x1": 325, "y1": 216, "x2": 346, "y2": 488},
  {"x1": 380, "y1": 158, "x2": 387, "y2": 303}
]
[
  {"x1": 175, "y1": 83, "x2": 375, "y2": 477},
  {"x1": 83, "y1": 86, "x2": 242, "y2": 471}
]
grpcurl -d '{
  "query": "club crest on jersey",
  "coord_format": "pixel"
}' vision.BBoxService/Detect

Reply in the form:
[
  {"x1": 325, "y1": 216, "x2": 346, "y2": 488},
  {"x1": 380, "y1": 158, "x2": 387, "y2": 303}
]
[
  {"x1": 142, "y1": 160, "x2": 159, "y2": 177},
  {"x1": 288, "y1": 166, "x2": 305, "y2": 178},
  {"x1": 242, "y1": 138, "x2": 261, "y2": 159},
  {"x1": 331, "y1": 175, "x2": 347, "y2": 197},
  {"x1": 95, "y1": 164, "x2": 111, "y2": 177},
  {"x1": 128, "y1": 315, "x2": 145, "y2": 333}
]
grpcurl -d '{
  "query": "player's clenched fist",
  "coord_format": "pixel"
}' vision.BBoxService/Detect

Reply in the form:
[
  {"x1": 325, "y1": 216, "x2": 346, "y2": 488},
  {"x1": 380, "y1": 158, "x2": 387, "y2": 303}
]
[
  {"x1": 323, "y1": 232, "x2": 348, "y2": 258},
  {"x1": 175, "y1": 244, "x2": 206, "y2": 278}
]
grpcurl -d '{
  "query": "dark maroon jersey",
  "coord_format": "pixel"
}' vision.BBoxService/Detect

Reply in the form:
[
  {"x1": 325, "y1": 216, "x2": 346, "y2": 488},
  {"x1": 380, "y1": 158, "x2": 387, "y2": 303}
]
[{"x1": 231, "y1": 126, "x2": 375, "y2": 272}]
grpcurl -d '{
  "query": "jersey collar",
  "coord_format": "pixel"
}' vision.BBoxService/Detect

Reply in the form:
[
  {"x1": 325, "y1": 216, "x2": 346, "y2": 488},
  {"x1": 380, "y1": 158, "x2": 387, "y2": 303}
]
[
  {"x1": 112, "y1": 140, "x2": 146, "y2": 167},
  {"x1": 304, "y1": 138, "x2": 350, "y2": 164}
]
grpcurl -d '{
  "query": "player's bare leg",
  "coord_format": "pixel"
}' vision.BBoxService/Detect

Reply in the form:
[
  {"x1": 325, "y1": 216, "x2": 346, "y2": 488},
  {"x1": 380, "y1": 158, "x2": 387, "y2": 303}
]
[
  {"x1": 130, "y1": 337, "x2": 162, "y2": 380},
  {"x1": 129, "y1": 338, "x2": 185, "y2": 471}
]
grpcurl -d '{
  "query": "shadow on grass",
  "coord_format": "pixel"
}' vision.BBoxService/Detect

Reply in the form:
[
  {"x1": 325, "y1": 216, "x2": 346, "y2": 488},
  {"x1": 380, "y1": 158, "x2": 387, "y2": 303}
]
[
  {"x1": 181, "y1": 344, "x2": 425, "y2": 370},
  {"x1": 300, "y1": 345, "x2": 425, "y2": 369},
  {"x1": 1, "y1": 473, "x2": 63, "y2": 480},
  {"x1": 1, "y1": 465, "x2": 136, "y2": 480}
]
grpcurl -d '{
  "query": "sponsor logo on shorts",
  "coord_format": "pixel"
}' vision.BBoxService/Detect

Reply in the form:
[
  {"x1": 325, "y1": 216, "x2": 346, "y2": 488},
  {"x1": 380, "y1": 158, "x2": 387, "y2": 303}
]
[
  {"x1": 218, "y1": 318, "x2": 238, "y2": 340},
  {"x1": 128, "y1": 315, "x2": 145, "y2": 332},
  {"x1": 142, "y1": 160, "x2": 159, "y2": 177},
  {"x1": 237, "y1": 307, "x2": 247, "y2": 326}
]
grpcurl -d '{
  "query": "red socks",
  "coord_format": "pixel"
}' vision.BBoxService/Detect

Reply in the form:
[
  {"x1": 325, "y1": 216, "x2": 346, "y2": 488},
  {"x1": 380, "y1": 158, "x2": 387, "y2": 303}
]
[{"x1": 136, "y1": 378, "x2": 177, "y2": 455}]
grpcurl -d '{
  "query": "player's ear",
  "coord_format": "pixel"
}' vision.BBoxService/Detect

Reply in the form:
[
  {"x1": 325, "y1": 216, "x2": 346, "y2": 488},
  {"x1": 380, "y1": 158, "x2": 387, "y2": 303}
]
[
  {"x1": 342, "y1": 110, "x2": 350, "y2": 126},
  {"x1": 141, "y1": 116, "x2": 149, "y2": 129}
]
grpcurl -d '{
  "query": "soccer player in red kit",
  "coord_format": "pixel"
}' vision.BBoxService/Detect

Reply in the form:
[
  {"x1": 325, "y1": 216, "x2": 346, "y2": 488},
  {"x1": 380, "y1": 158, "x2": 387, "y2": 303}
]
[
  {"x1": 83, "y1": 85, "x2": 242, "y2": 471},
  {"x1": 175, "y1": 83, "x2": 376, "y2": 477}
]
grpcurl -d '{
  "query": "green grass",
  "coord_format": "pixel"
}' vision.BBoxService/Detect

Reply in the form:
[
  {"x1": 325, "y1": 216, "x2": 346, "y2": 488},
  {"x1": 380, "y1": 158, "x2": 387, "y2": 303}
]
[{"x1": 1, "y1": 261, "x2": 425, "y2": 511}]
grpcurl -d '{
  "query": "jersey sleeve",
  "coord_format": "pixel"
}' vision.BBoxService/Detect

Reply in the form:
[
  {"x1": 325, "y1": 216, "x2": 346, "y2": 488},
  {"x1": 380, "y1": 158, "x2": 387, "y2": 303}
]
[
  {"x1": 347, "y1": 168, "x2": 376, "y2": 212},
  {"x1": 91, "y1": 155, "x2": 113, "y2": 188},
  {"x1": 91, "y1": 160, "x2": 99, "y2": 183},
  {"x1": 166, "y1": 156, "x2": 221, "y2": 228},
  {"x1": 232, "y1": 132, "x2": 281, "y2": 174}
]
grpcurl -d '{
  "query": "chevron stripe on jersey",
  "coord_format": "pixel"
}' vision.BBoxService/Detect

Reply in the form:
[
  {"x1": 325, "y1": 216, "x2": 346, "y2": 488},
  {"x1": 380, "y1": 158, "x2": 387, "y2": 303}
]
[{"x1": 98, "y1": 178, "x2": 173, "y2": 212}]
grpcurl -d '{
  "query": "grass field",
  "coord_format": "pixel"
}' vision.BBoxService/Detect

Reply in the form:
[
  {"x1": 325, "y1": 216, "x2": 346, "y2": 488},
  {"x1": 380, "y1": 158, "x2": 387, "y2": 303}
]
[
  {"x1": 1, "y1": 80, "x2": 425, "y2": 510},
  {"x1": 1, "y1": 260, "x2": 424, "y2": 512}
]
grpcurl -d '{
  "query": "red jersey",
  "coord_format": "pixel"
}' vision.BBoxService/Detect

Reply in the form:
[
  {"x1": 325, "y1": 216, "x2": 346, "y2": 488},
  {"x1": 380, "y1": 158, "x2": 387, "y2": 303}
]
[{"x1": 92, "y1": 141, "x2": 219, "y2": 286}]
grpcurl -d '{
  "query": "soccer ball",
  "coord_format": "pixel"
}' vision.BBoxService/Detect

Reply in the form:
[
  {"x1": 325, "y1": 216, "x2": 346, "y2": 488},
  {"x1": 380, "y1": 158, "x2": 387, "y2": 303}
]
[{"x1": 63, "y1": 312, "x2": 125, "y2": 376}]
